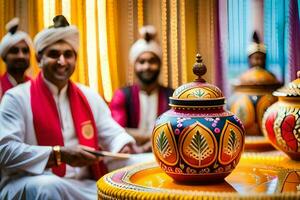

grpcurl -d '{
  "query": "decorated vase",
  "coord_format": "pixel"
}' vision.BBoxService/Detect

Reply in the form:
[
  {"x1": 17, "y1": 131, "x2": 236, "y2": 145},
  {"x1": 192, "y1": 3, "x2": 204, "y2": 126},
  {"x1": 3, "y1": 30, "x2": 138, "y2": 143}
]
[
  {"x1": 152, "y1": 54, "x2": 245, "y2": 183},
  {"x1": 262, "y1": 71, "x2": 300, "y2": 160},
  {"x1": 227, "y1": 66, "x2": 282, "y2": 136}
]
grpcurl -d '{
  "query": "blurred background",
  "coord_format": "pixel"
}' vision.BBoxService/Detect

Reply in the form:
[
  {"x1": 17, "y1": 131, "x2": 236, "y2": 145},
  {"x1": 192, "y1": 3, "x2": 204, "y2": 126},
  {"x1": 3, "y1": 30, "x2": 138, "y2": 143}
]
[{"x1": 0, "y1": 0, "x2": 299, "y2": 102}]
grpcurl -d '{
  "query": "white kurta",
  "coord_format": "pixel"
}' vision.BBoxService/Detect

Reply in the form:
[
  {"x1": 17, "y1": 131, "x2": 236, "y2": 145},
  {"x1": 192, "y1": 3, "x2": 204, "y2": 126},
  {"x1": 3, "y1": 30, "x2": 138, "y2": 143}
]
[
  {"x1": 138, "y1": 89, "x2": 158, "y2": 135},
  {"x1": 0, "y1": 81, "x2": 137, "y2": 199}
]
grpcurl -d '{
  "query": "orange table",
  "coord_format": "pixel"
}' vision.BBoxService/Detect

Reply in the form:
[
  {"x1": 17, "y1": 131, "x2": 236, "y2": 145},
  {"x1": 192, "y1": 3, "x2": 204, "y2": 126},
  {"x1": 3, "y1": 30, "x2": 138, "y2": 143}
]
[{"x1": 97, "y1": 151, "x2": 300, "y2": 199}]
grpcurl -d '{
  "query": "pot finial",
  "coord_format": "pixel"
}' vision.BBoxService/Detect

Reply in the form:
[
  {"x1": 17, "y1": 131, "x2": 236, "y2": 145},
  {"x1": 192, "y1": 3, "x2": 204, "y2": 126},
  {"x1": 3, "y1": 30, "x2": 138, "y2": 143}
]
[{"x1": 193, "y1": 54, "x2": 206, "y2": 82}]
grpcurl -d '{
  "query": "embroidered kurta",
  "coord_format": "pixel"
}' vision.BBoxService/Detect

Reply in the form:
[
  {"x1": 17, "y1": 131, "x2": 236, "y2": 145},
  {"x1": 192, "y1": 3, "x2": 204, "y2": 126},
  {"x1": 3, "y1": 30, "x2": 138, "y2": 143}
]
[{"x1": 0, "y1": 80, "x2": 136, "y2": 199}]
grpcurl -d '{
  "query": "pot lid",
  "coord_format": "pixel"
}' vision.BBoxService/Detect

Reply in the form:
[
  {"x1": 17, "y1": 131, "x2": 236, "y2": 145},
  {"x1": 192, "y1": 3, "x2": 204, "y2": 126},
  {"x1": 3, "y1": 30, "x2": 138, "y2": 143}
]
[
  {"x1": 169, "y1": 54, "x2": 225, "y2": 108},
  {"x1": 234, "y1": 66, "x2": 281, "y2": 86},
  {"x1": 273, "y1": 71, "x2": 300, "y2": 97}
]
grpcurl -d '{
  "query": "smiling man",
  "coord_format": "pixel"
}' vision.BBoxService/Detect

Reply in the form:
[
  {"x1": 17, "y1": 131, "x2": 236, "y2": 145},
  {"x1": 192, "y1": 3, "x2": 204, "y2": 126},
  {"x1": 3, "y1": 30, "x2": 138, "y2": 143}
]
[
  {"x1": 0, "y1": 18, "x2": 32, "y2": 100},
  {"x1": 110, "y1": 25, "x2": 173, "y2": 153},
  {"x1": 0, "y1": 15, "x2": 142, "y2": 199}
]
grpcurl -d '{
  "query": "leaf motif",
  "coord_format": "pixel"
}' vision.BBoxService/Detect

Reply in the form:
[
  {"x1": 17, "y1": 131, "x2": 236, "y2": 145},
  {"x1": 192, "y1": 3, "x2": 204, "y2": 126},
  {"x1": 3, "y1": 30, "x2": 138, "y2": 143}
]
[
  {"x1": 225, "y1": 129, "x2": 240, "y2": 157},
  {"x1": 186, "y1": 131, "x2": 212, "y2": 166},
  {"x1": 193, "y1": 89, "x2": 205, "y2": 98},
  {"x1": 156, "y1": 131, "x2": 172, "y2": 158}
]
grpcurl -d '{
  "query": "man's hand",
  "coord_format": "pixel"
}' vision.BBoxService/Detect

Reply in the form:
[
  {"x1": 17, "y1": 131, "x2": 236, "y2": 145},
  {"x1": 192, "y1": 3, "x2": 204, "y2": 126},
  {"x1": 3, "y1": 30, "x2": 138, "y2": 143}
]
[
  {"x1": 125, "y1": 128, "x2": 152, "y2": 145},
  {"x1": 60, "y1": 145, "x2": 102, "y2": 167},
  {"x1": 140, "y1": 141, "x2": 152, "y2": 152},
  {"x1": 119, "y1": 142, "x2": 151, "y2": 154}
]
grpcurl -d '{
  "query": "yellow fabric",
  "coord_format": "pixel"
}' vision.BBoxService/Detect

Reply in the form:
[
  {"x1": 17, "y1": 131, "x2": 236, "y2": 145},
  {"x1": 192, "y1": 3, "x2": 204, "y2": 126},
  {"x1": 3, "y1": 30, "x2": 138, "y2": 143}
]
[
  {"x1": 106, "y1": 0, "x2": 120, "y2": 98},
  {"x1": 137, "y1": 0, "x2": 144, "y2": 29},
  {"x1": 94, "y1": 0, "x2": 103, "y2": 97},
  {"x1": 0, "y1": 0, "x2": 220, "y2": 102},
  {"x1": 185, "y1": 0, "x2": 198, "y2": 83},
  {"x1": 70, "y1": 0, "x2": 89, "y2": 86},
  {"x1": 55, "y1": 0, "x2": 62, "y2": 15},
  {"x1": 197, "y1": 0, "x2": 217, "y2": 84},
  {"x1": 27, "y1": 0, "x2": 43, "y2": 77},
  {"x1": 179, "y1": 0, "x2": 187, "y2": 84},
  {"x1": 170, "y1": 0, "x2": 179, "y2": 88},
  {"x1": 160, "y1": 0, "x2": 169, "y2": 87},
  {"x1": 0, "y1": 0, "x2": 15, "y2": 75}
]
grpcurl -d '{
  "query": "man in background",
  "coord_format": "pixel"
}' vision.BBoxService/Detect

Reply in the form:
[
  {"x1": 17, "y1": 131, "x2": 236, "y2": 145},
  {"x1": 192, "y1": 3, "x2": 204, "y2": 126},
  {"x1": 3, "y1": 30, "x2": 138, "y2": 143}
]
[
  {"x1": 0, "y1": 18, "x2": 32, "y2": 100},
  {"x1": 247, "y1": 31, "x2": 266, "y2": 68},
  {"x1": 110, "y1": 25, "x2": 173, "y2": 153}
]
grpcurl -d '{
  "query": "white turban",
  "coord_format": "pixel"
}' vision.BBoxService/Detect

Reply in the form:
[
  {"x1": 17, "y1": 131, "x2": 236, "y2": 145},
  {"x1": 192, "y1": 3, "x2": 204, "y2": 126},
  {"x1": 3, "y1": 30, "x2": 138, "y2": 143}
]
[
  {"x1": 129, "y1": 25, "x2": 162, "y2": 65},
  {"x1": 34, "y1": 15, "x2": 79, "y2": 55},
  {"x1": 247, "y1": 31, "x2": 266, "y2": 56},
  {"x1": 0, "y1": 18, "x2": 33, "y2": 59}
]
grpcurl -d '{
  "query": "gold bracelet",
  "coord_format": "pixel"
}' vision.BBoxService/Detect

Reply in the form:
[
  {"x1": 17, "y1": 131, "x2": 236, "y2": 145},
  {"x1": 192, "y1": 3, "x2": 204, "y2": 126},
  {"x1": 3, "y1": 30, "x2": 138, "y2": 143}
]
[{"x1": 53, "y1": 145, "x2": 62, "y2": 166}]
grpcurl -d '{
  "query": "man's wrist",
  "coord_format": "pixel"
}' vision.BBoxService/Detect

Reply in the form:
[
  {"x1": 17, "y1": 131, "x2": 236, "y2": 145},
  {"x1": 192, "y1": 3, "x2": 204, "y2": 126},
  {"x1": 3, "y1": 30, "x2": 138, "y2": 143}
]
[{"x1": 52, "y1": 145, "x2": 62, "y2": 166}]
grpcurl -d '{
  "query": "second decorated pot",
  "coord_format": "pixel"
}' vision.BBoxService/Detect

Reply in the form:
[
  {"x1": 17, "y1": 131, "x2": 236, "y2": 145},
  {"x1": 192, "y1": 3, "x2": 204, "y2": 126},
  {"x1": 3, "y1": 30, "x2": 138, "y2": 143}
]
[
  {"x1": 263, "y1": 71, "x2": 300, "y2": 160},
  {"x1": 227, "y1": 66, "x2": 282, "y2": 137}
]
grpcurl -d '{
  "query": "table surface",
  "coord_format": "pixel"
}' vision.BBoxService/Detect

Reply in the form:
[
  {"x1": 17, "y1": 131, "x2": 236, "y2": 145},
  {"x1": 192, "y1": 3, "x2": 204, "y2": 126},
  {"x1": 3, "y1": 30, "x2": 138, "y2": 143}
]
[{"x1": 97, "y1": 151, "x2": 300, "y2": 200}]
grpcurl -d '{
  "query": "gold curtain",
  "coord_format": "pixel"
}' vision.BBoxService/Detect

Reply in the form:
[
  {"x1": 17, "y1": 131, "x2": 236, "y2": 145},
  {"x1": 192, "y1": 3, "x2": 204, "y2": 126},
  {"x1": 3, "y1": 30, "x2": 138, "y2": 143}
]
[
  {"x1": 0, "y1": 0, "x2": 15, "y2": 75},
  {"x1": 106, "y1": 0, "x2": 120, "y2": 95},
  {"x1": 27, "y1": 0, "x2": 43, "y2": 77},
  {"x1": 70, "y1": 0, "x2": 89, "y2": 86},
  {"x1": 0, "y1": 0, "x2": 220, "y2": 101},
  {"x1": 55, "y1": 0, "x2": 62, "y2": 14},
  {"x1": 142, "y1": 0, "x2": 218, "y2": 87},
  {"x1": 197, "y1": 0, "x2": 218, "y2": 84}
]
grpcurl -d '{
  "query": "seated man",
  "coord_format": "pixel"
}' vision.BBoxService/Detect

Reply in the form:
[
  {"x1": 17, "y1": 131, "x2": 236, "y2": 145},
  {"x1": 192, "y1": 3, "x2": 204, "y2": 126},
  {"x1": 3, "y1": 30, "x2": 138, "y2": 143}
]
[
  {"x1": 0, "y1": 18, "x2": 32, "y2": 100},
  {"x1": 110, "y1": 25, "x2": 173, "y2": 153},
  {"x1": 0, "y1": 15, "x2": 143, "y2": 200}
]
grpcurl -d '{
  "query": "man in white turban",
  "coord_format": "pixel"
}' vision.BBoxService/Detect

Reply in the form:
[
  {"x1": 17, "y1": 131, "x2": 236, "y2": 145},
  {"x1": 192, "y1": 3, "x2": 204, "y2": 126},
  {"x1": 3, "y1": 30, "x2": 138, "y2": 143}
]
[
  {"x1": 109, "y1": 25, "x2": 173, "y2": 153},
  {"x1": 0, "y1": 15, "x2": 148, "y2": 200},
  {"x1": 247, "y1": 31, "x2": 267, "y2": 69},
  {"x1": 0, "y1": 18, "x2": 33, "y2": 100}
]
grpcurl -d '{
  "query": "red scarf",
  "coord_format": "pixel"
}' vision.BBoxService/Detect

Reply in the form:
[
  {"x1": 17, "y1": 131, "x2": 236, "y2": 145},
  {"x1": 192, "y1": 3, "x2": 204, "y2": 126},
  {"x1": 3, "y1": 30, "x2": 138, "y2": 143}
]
[
  {"x1": 0, "y1": 72, "x2": 31, "y2": 98},
  {"x1": 30, "y1": 73, "x2": 107, "y2": 179}
]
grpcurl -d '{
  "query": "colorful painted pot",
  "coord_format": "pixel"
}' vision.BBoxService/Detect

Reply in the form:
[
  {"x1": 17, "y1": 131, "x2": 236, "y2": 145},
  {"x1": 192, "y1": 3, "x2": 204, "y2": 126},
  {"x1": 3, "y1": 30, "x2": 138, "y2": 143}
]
[
  {"x1": 227, "y1": 66, "x2": 282, "y2": 136},
  {"x1": 152, "y1": 54, "x2": 245, "y2": 183},
  {"x1": 262, "y1": 71, "x2": 300, "y2": 160}
]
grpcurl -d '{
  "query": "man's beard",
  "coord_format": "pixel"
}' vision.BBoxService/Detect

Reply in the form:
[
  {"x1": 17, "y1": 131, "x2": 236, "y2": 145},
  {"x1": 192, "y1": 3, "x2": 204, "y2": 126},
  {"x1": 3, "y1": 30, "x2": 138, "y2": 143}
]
[
  {"x1": 136, "y1": 69, "x2": 160, "y2": 85},
  {"x1": 7, "y1": 60, "x2": 29, "y2": 75}
]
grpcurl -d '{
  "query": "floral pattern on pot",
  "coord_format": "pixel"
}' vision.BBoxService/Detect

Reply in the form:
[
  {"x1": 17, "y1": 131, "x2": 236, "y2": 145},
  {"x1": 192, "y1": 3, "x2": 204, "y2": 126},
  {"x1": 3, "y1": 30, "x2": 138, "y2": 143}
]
[
  {"x1": 152, "y1": 122, "x2": 179, "y2": 166},
  {"x1": 152, "y1": 110, "x2": 245, "y2": 182},
  {"x1": 179, "y1": 122, "x2": 217, "y2": 168},
  {"x1": 262, "y1": 71, "x2": 300, "y2": 160},
  {"x1": 263, "y1": 104, "x2": 300, "y2": 160},
  {"x1": 151, "y1": 54, "x2": 245, "y2": 182}
]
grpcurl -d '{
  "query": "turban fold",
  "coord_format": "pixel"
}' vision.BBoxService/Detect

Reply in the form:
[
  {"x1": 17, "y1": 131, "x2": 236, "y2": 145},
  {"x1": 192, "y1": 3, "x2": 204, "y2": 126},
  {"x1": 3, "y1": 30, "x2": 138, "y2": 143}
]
[
  {"x1": 247, "y1": 31, "x2": 266, "y2": 56},
  {"x1": 129, "y1": 25, "x2": 162, "y2": 65},
  {"x1": 34, "y1": 15, "x2": 79, "y2": 54},
  {"x1": 0, "y1": 18, "x2": 33, "y2": 59}
]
